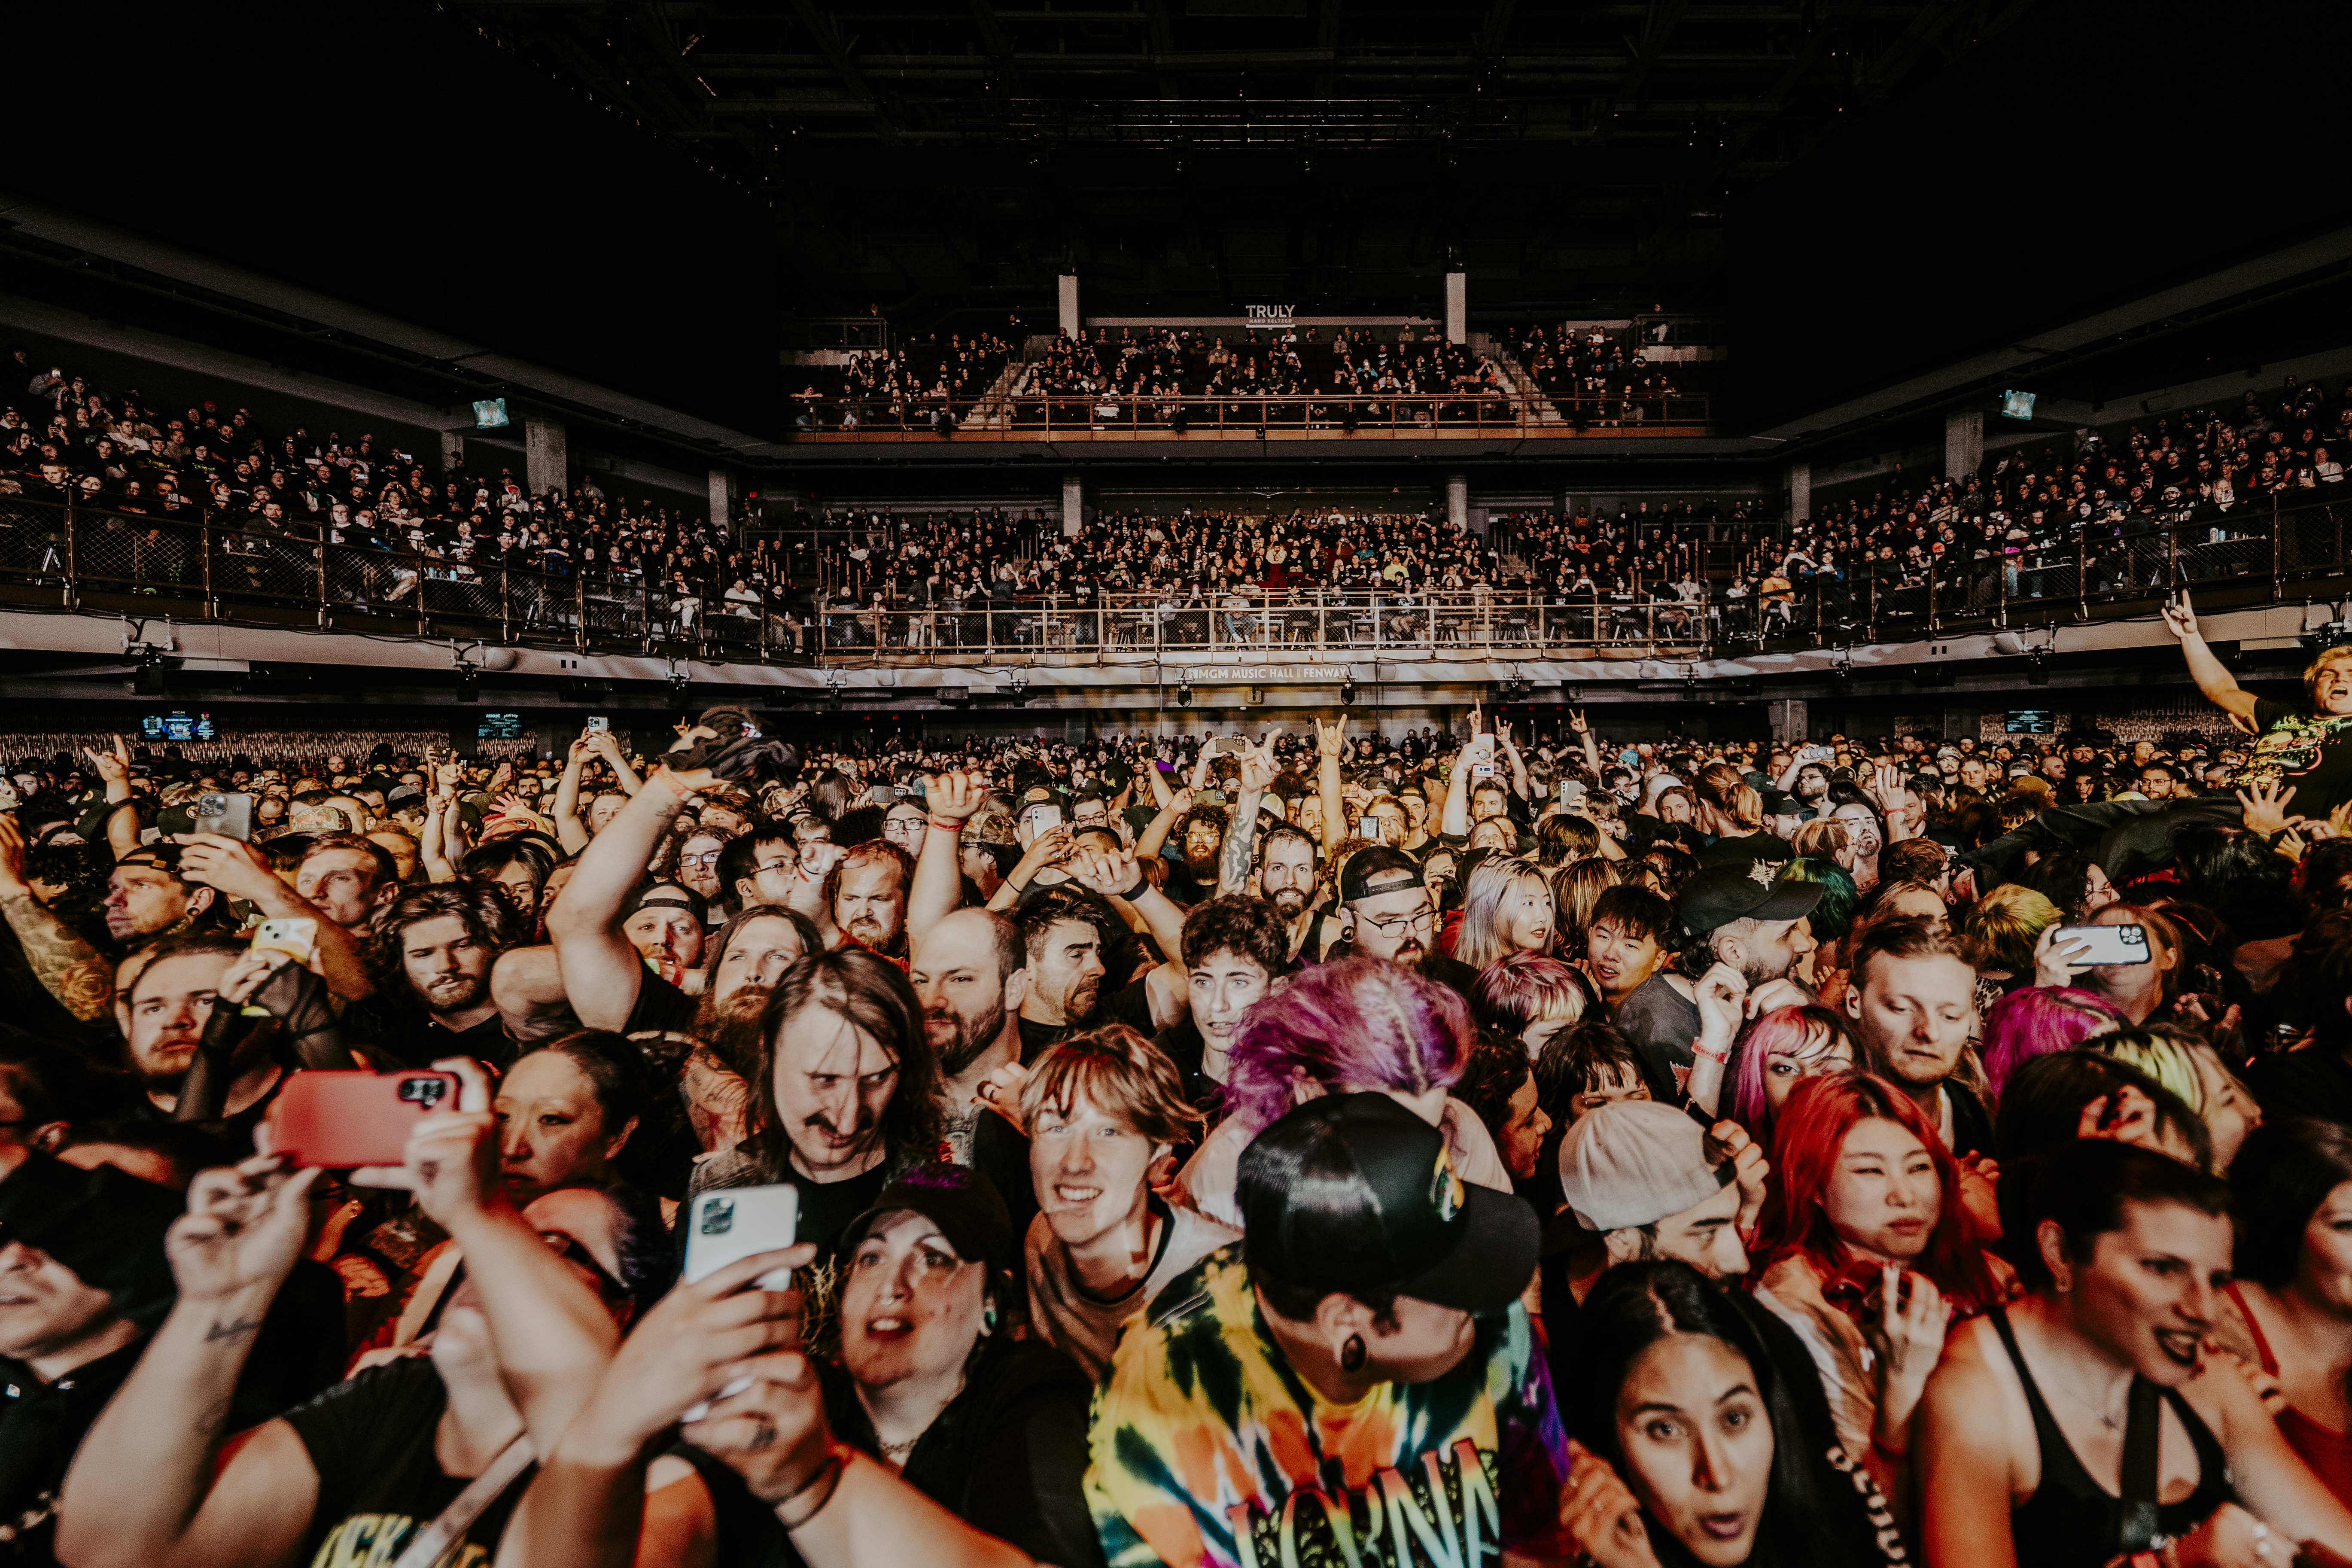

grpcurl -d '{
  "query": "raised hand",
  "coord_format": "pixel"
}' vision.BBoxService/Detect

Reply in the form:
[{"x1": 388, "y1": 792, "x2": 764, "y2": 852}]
[
  {"x1": 172, "y1": 832, "x2": 283, "y2": 904},
  {"x1": 1315, "y1": 715, "x2": 1345, "y2": 758},
  {"x1": 167, "y1": 1153, "x2": 323, "y2": 1306},
  {"x1": 1864, "y1": 1265, "x2": 1951, "y2": 1439},
  {"x1": 347, "y1": 1057, "x2": 499, "y2": 1227},
  {"x1": 1064, "y1": 847, "x2": 1144, "y2": 899},
  {"x1": 2031, "y1": 923, "x2": 2095, "y2": 989},
  {"x1": 923, "y1": 769, "x2": 986, "y2": 824},
  {"x1": 1237, "y1": 737, "x2": 1281, "y2": 794},
  {"x1": 798, "y1": 837, "x2": 849, "y2": 881},
  {"x1": 2159, "y1": 589, "x2": 2199, "y2": 640},
  {"x1": 1558, "y1": 1443, "x2": 1661, "y2": 1568},
  {"x1": 1568, "y1": 709, "x2": 1589, "y2": 735},
  {"x1": 2236, "y1": 779, "x2": 2304, "y2": 836},
  {"x1": 83, "y1": 740, "x2": 130, "y2": 788},
  {"x1": 581, "y1": 1244, "x2": 813, "y2": 1459},
  {"x1": 1692, "y1": 960, "x2": 1748, "y2": 1048}
]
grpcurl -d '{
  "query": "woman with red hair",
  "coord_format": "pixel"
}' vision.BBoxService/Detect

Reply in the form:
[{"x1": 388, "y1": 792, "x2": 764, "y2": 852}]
[{"x1": 1750, "y1": 1071, "x2": 2004, "y2": 1499}]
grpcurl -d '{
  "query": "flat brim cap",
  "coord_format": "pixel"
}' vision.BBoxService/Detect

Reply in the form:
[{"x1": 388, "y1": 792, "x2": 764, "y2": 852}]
[
  {"x1": 1397, "y1": 1181, "x2": 1540, "y2": 1312},
  {"x1": 1675, "y1": 859, "x2": 1823, "y2": 936}
]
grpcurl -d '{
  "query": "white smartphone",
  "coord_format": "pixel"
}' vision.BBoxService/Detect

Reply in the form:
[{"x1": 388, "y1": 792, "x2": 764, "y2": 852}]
[
  {"x1": 1020, "y1": 802, "x2": 1064, "y2": 833},
  {"x1": 585, "y1": 715, "x2": 610, "y2": 733},
  {"x1": 683, "y1": 1184, "x2": 801, "y2": 1288},
  {"x1": 2054, "y1": 924, "x2": 2149, "y2": 966}
]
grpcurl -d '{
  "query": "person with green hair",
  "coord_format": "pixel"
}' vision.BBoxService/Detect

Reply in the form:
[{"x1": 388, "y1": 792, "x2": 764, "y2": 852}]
[
  {"x1": 1959, "y1": 881, "x2": 2060, "y2": 996},
  {"x1": 2089, "y1": 1024, "x2": 2263, "y2": 1172}
]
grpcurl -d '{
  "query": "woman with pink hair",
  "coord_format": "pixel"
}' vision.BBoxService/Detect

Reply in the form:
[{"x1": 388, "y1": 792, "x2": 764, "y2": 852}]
[
  {"x1": 1174, "y1": 955, "x2": 1515, "y2": 1227},
  {"x1": 1977, "y1": 984, "x2": 2124, "y2": 1099}
]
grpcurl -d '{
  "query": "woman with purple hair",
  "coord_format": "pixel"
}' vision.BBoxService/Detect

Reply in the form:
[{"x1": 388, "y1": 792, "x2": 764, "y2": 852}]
[
  {"x1": 1173, "y1": 955, "x2": 1515, "y2": 1228},
  {"x1": 1978, "y1": 984, "x2": 2125, "y2": 1099}
]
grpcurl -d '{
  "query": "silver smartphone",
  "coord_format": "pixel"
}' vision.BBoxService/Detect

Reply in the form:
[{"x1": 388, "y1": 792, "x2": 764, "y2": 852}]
[
  {"x1": 683, "y1": 1184, "x2": 800, "y2": 1288},
  {"x1": 2054, "y1": 924, "x2": 2149, "y2": 966}
]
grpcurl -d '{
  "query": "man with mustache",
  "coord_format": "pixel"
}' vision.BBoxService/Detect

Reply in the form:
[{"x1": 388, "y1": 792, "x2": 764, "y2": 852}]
[
  {"x1": 1333, "y1": 845, "x2": 1481, "y2": 1005},
  {"x1": 907, "y1": 906, "x2": 1030, "y2": 1165},
  {"x1": 356, "y1": 883, "x2": 522, "y2": 1066}
]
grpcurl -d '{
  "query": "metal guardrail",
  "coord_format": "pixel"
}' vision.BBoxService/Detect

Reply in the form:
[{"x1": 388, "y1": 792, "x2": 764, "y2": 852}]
[
  {"x1": 784, "y1": 389, "x2": 1712, "y2": 440},
  {"x1": 4, "y1": 491, "x2": 2349, "y2": 669},
  {"x1": 1728, "y1": 496, "x2": 2347, "y2": 648},
  {"x1": 810, "y1": 590, "x2": 1711, "y2": 661}
]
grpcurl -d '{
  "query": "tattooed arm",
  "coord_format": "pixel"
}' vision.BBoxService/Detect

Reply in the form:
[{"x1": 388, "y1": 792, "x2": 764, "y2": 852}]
[
  {"x1": 0, "y1": 813, "x2": 114, "y2": 1021},
  {"x1": 1218, "y1": 734, "x2": 1280, "y2": 898},
  {"x1": 58, "y1": 1157, "x2": 325, "y2": 1568}
]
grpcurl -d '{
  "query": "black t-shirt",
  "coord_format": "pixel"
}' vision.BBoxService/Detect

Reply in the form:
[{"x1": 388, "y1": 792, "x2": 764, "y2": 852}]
[
  {"x1": 622, "y1": 968, "x2": 699, "y2": 1038},
  {"x1": 2244, "y1": 698, "x2": 2352, "y2": 819},
  {"x1": 345, "y1": 996, "x2": 516, "y2": 1072},
  {"x1": 785, "y1": 1158, "x2": 896, "y2": 1266},
  {"x1": 1615, "y1": 972, "x2": 1700, "y2": 1105},
  {"x1": 0, "y1": 1339, "x2": 142, "y2": 1563},
  {"x1": 280, "y1": 1358, "x2": 532, "y2": 1568},
  {"x1": 2244, "y1": 1045, "x2": 2352, "y2": 1130}
]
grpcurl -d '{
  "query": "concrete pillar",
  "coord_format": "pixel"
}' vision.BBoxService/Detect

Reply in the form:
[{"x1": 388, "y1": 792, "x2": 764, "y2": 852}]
[
  {"x1": 1061, "y1": 474, "x2": 1083, "y2": 537},
  {"x1": 1444, "y1": 272, "x2": 1467, "y2": 345},
  {"x1": 1945, "y1": 410, "x2": 1984, "y2": 479},
  {"x1": 1057, "y1": 275, "x2": 1080, "y2": 340},
  {"x1": 523, "y1": 416, "x2": 567, "y2": 497},
  {"x1": 1769, "y1": 698, "x2": 1809, "y2": 746},
  {"x1": 439, "y1": 429, "x2": 465, "y2": 473},
  {"x1": 707, "y1": 467, "x2": 740, "y2": 533},
  {"x1": 1446, "y1": 473, "x2": 1468, "y2": 532},
  {"x1": 1786, "y1": 460, "x2": 1811, "y2": 523}
]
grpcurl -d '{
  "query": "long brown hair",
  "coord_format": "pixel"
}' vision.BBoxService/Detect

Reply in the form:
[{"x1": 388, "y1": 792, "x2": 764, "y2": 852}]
[{"x1": 747, "y1": 948, "x2": 942, "y2": 1177}]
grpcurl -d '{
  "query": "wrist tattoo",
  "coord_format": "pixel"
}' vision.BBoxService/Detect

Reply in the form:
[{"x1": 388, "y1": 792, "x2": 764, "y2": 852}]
[{"x1": 204, "y1": 1315, "x2": 263, "y2": 1343}]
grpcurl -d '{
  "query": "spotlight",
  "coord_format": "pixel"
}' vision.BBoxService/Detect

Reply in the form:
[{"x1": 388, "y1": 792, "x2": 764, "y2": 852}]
[
  {"x1": 1339, "y1": 680, "x2": 1357, "y2": 706},
  {"x1": 2301, "y1": 621, "x2": 2352, "y2": 654},
  {"x1": 1683, "y1": 673, "x2": 1700, "y2": 701},
  {"x1": 132, "y1": 642, "x2": 167, "y2": 697},
  {"x1": 2028, "y1": 646, "x2": 2050, "y2": 686},
  {"x1": 666, "y1": 668, "x2": 690, "y2": 700},
  {"x1": 454, "y1": 664, "x2": 480, "y2": 703},
  {"x1": 1176, "y1": 681, "x2": 1193, "y2": 708}
]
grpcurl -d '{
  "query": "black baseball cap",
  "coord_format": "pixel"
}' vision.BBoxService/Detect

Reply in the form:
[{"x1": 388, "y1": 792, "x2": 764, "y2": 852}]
[
  {"x1": 1677, "y1": 859, "x2": 1823, "y2": 938},
  {"x1": 1339, "y1": 844, "x2": 1424, "y2": 903},
  {"x1": 843, "y1": 1164, "x2": 1016, "y2": 1279},
  {"x1": 1238, "y1": 1093, "x2": 1537, "y2": 1314}
]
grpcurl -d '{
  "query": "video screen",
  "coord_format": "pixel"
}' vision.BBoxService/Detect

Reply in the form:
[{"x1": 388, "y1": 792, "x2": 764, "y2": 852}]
[
  {"x1": 2000, "y1": 389, "x2": 2036, "y2": 421},
  {"x1": 477, "y1": 712, "x2": 525, "y2": 740},
  {"x1": 2004, "y1": 709, "x2": 2056, "y2": 734},
  {"x1": 474, "y1": 397, "x2": 510, "y2": 429},
  {"x1": 140, "y1": 711, "x2": 215, "y2": 741}
]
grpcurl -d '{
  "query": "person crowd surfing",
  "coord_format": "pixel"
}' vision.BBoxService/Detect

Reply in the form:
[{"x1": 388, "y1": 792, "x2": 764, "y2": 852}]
[{"x1": 9, "y1": 670, "x2": 2352, "y2": 1567}]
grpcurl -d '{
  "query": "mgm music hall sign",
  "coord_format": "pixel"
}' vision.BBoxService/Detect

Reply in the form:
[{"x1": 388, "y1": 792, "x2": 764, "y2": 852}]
[{"x1": 1179, "y1": 665, "x2": 1348, "y2": 683}]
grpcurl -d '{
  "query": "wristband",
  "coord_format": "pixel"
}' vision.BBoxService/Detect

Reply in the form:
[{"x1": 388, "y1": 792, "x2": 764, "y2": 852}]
[
  {"x1": 1692, "y1": 1040, "x2": 1731, "y2": 1066},
  {"x1": 772, "y1": 1446, "x2": 848, "y2": 1528},
  {"x1": 1870, "y1": 1432, "x2": 1908, "y2": 1464},
  {"x1": 928, "y1": 816, "x2": 966, "y2": 832},
  {"x1": 1117, "y1": 877, "x2": 1150, "y2": 901}
]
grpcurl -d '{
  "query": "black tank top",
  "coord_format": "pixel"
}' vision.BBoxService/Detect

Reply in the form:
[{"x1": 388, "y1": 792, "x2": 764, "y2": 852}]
[{"x1": 1987, "y1": 1307, "x2": 2235, "y2": 1565}]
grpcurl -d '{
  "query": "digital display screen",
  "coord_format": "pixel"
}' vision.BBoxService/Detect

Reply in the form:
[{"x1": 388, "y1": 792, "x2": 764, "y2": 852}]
[
  {"x1": 477, "y1": 712, "x2": 525, "y2": 739},
  {"x1": 140, "y1": 711, "x2": 215, "y2": 741},
  {"x1": 2004, "y1": 709, "x2": 2056, "y2": 734},
  {"x1": 2000, "y1": 389, "x2": 2036, "y2": 421}
]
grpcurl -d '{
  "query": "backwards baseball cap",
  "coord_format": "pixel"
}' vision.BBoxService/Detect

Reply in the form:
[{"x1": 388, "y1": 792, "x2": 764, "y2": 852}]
[
  {"x1": 0, "y1": 1150, "x2": 184, "y2": 1330},
  {"x1": 1339, "y1": 844, "x2": 1425, "y2": 903},
  {"x1": 622, "y1": 880, "x2": 708, "y2": 925},
  {"x1": 1238, "y1": 1093, "x2": 1537, "y2": 1314},
  {"x1": 1675, "y1": 859, "x2": 1822, "y2": 939},
  {"x1": 1556, "y1": 1099, "x2": 1734, "y2": 1236}
]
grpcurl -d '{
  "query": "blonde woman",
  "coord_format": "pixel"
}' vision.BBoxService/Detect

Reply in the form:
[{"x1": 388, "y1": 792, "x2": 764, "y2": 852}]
[
  {"x1": 1454, "y1": 854, "x2": 1556, "y2": 970},
  {"x1": 1549, "y1": 856, "x2": 1619, "y2": 954}
]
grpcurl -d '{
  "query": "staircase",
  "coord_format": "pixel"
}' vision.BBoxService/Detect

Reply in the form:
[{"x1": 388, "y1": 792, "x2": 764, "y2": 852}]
[
  {"x1": 1470, "y1": 332, "x2": 1564, "y2": 424},
  {"x1": 962, "y1": 357, "x2": 1026, "y2": 430}
]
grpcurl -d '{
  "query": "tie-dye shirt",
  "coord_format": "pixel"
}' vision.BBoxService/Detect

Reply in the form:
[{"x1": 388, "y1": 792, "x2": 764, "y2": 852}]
[{"x1": 1084, "y1": 1246, "x2": 1569, "y2": 1568}]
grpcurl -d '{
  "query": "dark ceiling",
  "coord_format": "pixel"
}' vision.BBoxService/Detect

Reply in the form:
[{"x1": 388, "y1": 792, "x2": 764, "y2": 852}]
[{"x1": 447, "y1": 0, "x2": 2045, "y2": 323}]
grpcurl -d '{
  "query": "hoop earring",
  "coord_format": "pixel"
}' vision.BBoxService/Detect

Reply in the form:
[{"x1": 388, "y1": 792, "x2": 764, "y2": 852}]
[{"x1": 1339, "y1": 1335, "x2": 1367, "y2": 1374}]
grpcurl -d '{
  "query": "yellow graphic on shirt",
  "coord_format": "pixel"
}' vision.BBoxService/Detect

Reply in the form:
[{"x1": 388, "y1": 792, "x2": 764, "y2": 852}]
[{"x1": 312, "y1": 1512, "x2": 492, "y2": 1568}]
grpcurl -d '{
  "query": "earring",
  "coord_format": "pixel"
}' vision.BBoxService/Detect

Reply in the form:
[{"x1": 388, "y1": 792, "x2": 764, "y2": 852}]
[
  {"x1": 983, "y1": 1303, "x2": 999, "y2": 1334},
  {"x1": 1339, "y1": 1335, "x2": 1367, "y2": 1373}
]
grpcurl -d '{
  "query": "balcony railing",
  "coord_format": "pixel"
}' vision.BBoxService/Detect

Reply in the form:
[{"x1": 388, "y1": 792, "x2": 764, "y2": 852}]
[
  {"x1": 785, "y1": 389, "x2": 1711, "y2": 440},
  {"x1": 1725, "y1": 493, "x2": 2350, "y2": 649},
  {"x1": 5, "y1": 490, "x2": 2349, "y2": 672}
]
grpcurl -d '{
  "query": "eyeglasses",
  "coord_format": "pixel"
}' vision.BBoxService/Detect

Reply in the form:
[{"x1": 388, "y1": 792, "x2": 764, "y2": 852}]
[
  {"x1": 683, "y1": 851, "x2": 723, "y2": 868},
  {"x1": 754, "y1": 858, "x2": 796, "y2": 876},
  {"x1": 1357, "y1": 906, "x2": 1436, "y2": 937}
]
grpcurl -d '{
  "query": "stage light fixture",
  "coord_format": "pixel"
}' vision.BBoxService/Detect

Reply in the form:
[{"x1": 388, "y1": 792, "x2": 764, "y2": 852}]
[
  {"x1": 2028, "y1": 646, "x2": 2051, "y2": 686},
  {"x1": 1339, "y1": 680, "x2": 1357, "y2": 706},
  {"x1": 1175, "y1": 681, "x2": 1193, "y2": 707},
  {"x1": 455, "y1": 665, "x2": 480, "y2": 703},
  {"x1": 132, "y1": 642, "x2": 167, "y2": 696}
]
